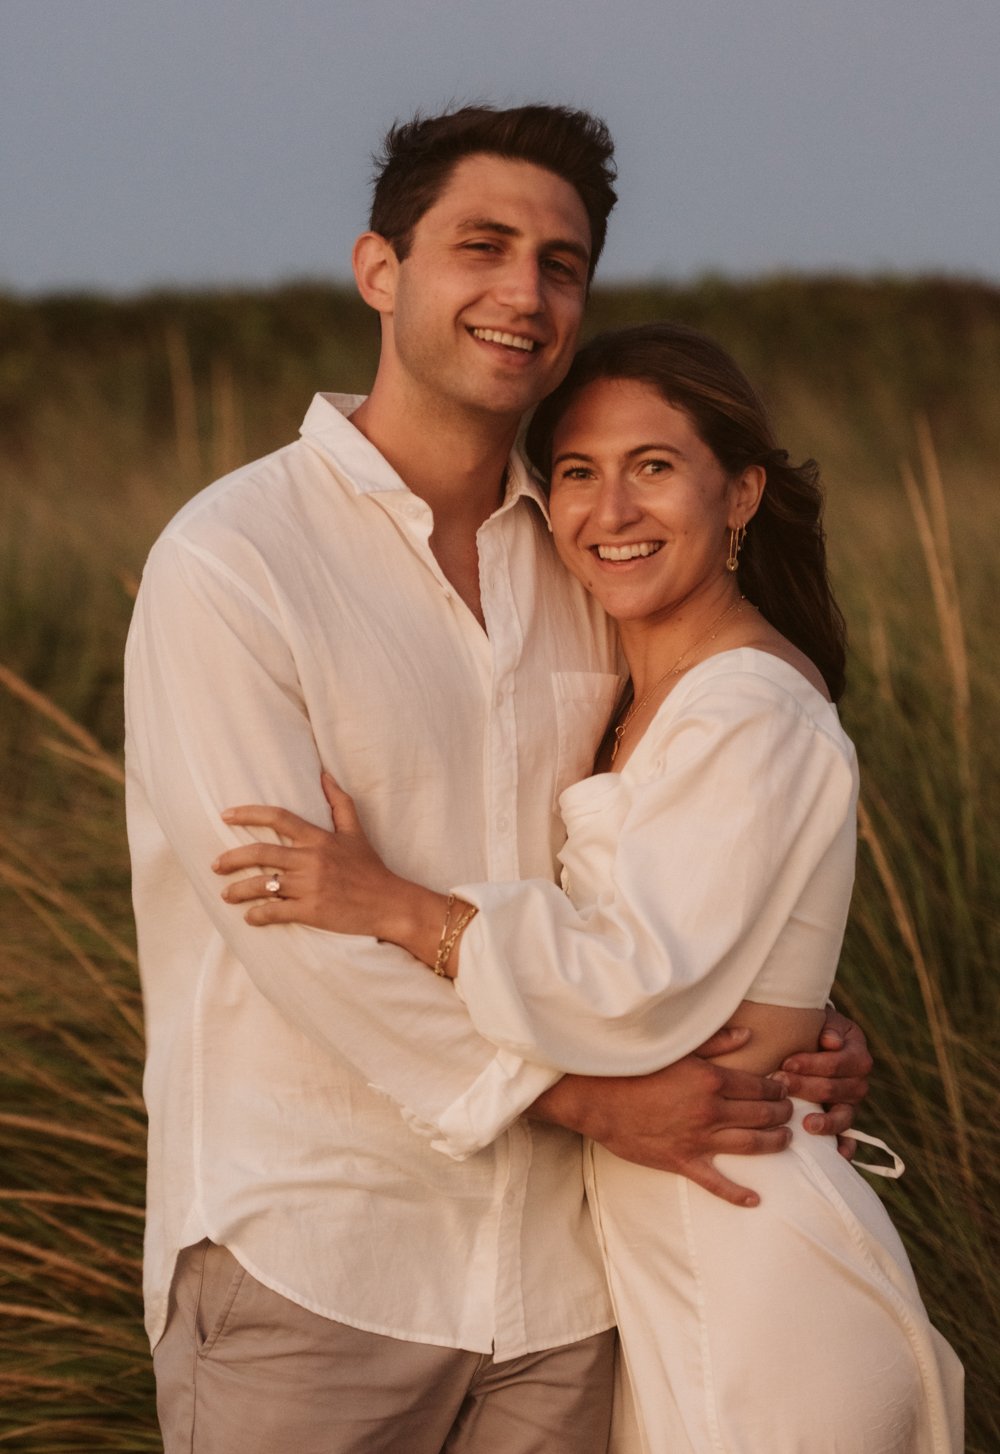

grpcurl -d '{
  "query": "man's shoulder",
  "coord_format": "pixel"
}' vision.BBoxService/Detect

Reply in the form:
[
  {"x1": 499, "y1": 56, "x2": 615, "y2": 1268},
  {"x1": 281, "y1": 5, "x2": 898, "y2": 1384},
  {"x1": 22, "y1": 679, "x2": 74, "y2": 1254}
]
[{"x1": 159, "y1": 438, "x2": 309, "y2": 548}]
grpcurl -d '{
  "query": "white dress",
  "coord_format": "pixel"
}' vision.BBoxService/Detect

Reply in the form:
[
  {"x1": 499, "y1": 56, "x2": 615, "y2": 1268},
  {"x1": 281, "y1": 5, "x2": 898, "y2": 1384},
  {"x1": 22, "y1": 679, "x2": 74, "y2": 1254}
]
[{"x1": 455, "y1": 650, "x2": 963, "y2": 1453}]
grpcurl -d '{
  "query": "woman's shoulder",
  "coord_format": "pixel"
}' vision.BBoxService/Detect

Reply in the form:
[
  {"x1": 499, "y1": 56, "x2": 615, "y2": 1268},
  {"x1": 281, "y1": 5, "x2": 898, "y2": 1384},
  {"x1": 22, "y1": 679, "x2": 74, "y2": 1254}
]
[{"x1": 632, "y1": 648, "x2": 855, "y2": 771}]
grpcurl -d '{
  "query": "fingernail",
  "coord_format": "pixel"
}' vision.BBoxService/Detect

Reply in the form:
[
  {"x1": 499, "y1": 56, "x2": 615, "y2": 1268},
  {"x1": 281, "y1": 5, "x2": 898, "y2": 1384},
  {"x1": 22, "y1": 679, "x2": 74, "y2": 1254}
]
[
  {"x1": 804, "y1": 1114, "x2": 823, "y2": 1132},
  {"x1": 743, "y1": 1193, "x2": 759, "y2": 1208},
  {"x1": 211, "y1": 858, "x2": 220, "y2": 871},
  {"x1": 769, "y1": 1072, "x2": 790, "y2": 1089},
  {"x1": 221, "y1": 809, "x2": 236, "y2": 821}
]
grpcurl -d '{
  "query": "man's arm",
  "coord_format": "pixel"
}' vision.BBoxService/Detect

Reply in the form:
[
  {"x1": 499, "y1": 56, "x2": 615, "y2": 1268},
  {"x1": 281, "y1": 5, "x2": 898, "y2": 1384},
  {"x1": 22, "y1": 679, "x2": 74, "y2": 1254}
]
[
  {"x1": 125, "y1": 533, "x2": 560, "y2": 1153},
  {"x1": 531, "y1": 1027, "x2": 794, "y2": 1208}
]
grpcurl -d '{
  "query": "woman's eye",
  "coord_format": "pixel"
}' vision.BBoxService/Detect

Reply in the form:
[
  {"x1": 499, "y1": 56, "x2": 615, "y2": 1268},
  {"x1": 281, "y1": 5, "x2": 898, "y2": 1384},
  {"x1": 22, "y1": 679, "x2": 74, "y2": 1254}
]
[{"x1": 639, "y1": 458, "x2": 671, "y2": 476}]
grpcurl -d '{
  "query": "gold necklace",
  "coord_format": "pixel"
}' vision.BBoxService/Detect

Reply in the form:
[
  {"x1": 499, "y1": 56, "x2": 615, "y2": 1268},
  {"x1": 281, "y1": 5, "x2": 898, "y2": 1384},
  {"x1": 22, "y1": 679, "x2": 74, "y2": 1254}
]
[{"x1": 611, "y1": 597, "x2": 746, "y2": 763}]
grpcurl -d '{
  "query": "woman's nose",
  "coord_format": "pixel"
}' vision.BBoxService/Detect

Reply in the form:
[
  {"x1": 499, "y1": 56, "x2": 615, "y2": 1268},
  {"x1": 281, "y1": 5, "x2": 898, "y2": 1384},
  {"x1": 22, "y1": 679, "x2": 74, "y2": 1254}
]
[{"x1": 592, "y1": 476, "x2": 643, "y2": 531}]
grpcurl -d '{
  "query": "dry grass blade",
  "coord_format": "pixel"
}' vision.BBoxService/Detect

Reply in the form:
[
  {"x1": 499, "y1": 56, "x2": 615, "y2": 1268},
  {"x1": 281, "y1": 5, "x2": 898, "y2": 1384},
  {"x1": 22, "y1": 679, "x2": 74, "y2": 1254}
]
[
  {"x1": 0, "y1": 664, "x2": 110, "y2": 762},
  {"x1": 0, "y1": 875, "x2": 143, "y2": 1046},
  {"x1": 41, "y1": 736, "x2": 126, "y2": 786},
  {"x1": 856, "y1": 797, "x2": 973, "y2": 1193},
  {"x1": 0, "y1": 1114, "x2": 142, "y2": 1160},
  {"x1": 0, "y1": 1191, "x2": 142, "y2": 1219},
  {"x1": 165, "y1": 321, "x2": 200, "y2": 481},
  {"x1": 0, "y1": 1231, "x2": 134, "y2": 1294},
  {"x1": 0, "y1": 858, "x2": 139, "y2": 971},
  {"x1": 900, "y1": 430, "x2": 975, "y2": 882}
]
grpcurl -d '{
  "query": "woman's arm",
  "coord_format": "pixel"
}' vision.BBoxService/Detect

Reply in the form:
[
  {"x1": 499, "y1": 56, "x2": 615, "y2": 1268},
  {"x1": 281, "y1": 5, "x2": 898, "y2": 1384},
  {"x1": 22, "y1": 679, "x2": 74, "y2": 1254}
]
[
  {"x1": 215, "y1": 772, "x2": 475, "y2": 973},
  {"x1": 217, "y1": 676, "x2": 857, "y2": 1076}
]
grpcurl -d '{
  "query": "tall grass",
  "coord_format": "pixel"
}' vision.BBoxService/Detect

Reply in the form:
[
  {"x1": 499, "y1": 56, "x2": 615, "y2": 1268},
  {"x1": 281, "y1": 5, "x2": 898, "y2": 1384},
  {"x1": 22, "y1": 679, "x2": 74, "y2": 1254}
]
[{"x1": 1, "y1": 279, "x2": 997, "y2": 1448}]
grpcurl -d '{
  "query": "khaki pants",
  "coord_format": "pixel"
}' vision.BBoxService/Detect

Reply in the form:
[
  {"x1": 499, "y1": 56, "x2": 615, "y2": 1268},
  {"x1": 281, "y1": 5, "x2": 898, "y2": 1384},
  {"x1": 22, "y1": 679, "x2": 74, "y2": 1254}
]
[{"x1": 154, "y1": 1241, "x2": 616, "y2": 1454}]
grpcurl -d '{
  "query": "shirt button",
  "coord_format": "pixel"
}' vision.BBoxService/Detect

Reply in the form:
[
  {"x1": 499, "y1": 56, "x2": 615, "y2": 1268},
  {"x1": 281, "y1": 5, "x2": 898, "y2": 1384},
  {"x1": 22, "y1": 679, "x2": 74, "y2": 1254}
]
[{"x1": 497, "y1": 813, "x2": 511, "y2": 833}]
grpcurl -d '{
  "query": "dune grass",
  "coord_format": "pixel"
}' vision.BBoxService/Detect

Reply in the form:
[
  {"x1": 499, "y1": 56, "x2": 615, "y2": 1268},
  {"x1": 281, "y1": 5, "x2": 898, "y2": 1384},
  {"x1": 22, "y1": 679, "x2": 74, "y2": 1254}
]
[{"x1": 1, "y1": 278, "x2": 997, "y2": 1447}]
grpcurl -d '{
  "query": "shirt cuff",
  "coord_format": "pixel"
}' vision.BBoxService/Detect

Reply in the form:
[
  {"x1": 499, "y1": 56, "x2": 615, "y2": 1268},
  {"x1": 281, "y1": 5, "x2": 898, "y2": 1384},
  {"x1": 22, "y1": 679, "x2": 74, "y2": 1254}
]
[{"x1": 384, "y1": 1050, "x2": 561, "y2": 1160}]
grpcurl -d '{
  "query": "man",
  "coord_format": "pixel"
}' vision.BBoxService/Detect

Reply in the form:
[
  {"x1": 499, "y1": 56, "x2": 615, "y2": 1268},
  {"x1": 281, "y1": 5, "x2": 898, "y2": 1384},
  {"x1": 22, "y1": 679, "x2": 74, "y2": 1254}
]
[{"x1": 126, "y1": 105, "x2": 870, "y2": 1453}]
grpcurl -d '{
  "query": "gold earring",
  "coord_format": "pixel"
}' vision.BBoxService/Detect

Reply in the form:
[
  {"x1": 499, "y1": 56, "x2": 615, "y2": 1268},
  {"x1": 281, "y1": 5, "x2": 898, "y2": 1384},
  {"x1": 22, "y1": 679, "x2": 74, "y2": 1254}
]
[{"x1": 725, "y1": 524, "x2": 747, "y2": 573}]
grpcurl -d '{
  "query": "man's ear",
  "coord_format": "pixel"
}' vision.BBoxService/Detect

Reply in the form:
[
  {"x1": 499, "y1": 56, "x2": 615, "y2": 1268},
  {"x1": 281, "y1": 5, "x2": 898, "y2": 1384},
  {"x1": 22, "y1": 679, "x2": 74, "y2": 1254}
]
[
  {"x1": 730, "y1": 464, "x2": 766, "y2": 527},
  {"x1": 353, "y1": 232, "x2": 399, "y2": 314}
]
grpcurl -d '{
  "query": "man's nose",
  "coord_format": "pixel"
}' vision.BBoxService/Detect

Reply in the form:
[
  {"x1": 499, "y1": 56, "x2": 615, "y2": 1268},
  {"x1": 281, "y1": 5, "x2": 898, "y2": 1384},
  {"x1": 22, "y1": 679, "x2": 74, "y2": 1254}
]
[{"x1": 494, "y1": 256, "x2": 544, "y2": 314}]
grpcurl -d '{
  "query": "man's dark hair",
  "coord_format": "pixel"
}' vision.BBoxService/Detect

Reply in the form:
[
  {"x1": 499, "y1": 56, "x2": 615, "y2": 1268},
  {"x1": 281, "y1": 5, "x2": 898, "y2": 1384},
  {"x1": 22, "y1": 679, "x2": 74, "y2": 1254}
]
[{"x1": 369, "y1": 104, "x2": 617, "y2": 280}]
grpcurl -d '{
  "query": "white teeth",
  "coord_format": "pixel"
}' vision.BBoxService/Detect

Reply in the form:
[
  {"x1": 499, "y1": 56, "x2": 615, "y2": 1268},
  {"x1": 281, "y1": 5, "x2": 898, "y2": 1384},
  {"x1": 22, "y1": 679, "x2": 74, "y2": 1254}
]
[
  {"x1": 471, "y1": 328, "x2": 536, "y2": 352},
  {"x1": 595, "y1": 542, "x2": 663, "y2": 561}
]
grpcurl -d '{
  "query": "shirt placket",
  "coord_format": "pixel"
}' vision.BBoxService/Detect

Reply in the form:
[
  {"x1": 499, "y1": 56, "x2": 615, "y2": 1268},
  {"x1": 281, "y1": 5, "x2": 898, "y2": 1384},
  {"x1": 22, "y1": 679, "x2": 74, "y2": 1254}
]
[{"x1": 478, "y1": 505, "x2": 535, "y2": 1354}]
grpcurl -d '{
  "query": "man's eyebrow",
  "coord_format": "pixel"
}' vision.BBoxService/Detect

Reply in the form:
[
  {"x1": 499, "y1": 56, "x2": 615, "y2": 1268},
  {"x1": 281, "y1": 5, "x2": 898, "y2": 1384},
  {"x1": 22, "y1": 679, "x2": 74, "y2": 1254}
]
[{"x1": 455, "y1": 217, "x2": 590, "y2": 266}]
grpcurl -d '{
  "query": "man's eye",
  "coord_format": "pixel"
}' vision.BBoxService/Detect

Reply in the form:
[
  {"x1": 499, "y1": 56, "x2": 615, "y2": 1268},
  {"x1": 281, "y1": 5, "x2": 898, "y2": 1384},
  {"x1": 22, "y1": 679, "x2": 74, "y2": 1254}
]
[{"x1": 544, "y1": 257, "x2": 582, "y2": 281}]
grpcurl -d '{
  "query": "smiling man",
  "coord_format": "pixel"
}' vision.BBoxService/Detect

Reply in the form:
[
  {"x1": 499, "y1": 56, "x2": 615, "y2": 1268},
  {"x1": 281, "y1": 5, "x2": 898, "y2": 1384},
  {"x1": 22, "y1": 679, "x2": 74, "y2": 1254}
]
[{"x1": 125, "y1": 105, "x2": 872, "y2": 1454}]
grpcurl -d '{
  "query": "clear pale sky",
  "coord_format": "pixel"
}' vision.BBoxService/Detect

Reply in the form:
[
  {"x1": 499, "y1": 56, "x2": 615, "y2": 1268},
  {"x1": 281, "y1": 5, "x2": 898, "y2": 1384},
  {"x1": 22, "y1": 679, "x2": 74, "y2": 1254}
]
[{"x1": 2, "y1": 0, "x2": 997, "y2": 294}]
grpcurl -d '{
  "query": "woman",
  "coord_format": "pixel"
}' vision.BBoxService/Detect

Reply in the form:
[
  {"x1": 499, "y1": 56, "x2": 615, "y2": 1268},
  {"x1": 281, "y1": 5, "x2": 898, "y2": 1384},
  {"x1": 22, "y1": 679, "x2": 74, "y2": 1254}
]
[{"x1": 214, "y1": 324, "x2": 963, "y2": 1452}]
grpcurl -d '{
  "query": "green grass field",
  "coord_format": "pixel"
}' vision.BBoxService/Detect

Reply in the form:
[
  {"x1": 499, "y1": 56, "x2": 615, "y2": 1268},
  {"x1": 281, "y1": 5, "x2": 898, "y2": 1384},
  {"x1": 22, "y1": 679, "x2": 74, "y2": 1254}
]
[{"x1": 1, "y1": 277, "x2": 998, "y2": 1449}]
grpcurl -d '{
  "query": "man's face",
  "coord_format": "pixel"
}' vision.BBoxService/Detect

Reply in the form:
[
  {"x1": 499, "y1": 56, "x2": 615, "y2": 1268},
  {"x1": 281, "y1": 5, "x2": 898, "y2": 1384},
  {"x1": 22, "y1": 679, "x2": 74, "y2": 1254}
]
[{"x1": 380, "y1": 154, "x2": 592, "y2": 424}]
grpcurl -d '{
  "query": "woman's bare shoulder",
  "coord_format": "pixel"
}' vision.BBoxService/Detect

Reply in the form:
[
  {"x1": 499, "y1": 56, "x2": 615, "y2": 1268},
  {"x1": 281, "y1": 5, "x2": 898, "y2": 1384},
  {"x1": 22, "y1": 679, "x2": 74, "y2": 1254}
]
[{"x1": 739, "y1": 618, "x2": 832, "y2": 702}]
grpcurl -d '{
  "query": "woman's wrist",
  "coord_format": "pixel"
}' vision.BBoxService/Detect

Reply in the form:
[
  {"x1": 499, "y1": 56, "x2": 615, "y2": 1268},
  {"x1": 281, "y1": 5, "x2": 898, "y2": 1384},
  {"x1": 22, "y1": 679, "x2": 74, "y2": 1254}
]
[{"x1": 379, "y1": 882, "x2": 452, "y2": 968}]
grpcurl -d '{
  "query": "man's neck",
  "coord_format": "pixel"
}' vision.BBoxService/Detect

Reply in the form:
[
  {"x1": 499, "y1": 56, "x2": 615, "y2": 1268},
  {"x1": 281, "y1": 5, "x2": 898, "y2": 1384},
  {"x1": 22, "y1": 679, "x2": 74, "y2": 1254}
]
[
  {"x1": 349, "y1": 379, "x2": 522, "y2": 629},
  {"x1": 350, "y1": 380, "x2": 519, "y2": 531}
]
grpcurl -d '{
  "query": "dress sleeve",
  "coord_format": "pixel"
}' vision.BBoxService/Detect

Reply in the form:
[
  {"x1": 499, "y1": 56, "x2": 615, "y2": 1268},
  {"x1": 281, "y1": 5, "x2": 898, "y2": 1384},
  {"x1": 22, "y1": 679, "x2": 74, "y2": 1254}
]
[
  {"x1": 451, "y1": 672, "x2": 858, "y2": 1076},
  {"x1": 125, "y1": 533, "x2": 559, "y2": 1158}
]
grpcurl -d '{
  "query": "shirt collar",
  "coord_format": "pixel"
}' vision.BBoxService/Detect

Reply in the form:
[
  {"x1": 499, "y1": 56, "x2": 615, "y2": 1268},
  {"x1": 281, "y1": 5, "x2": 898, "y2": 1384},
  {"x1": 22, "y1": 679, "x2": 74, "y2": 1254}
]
[{"x1": 300, "y1": 392, "x2": 552, "y2": 526}]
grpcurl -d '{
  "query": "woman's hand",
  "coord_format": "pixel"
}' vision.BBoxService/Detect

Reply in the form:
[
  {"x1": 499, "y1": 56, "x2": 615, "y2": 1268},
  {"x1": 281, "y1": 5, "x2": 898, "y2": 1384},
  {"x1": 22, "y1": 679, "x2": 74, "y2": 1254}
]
[{"x1": 213, "y1": 772, "x2": 410, "y2": 938}]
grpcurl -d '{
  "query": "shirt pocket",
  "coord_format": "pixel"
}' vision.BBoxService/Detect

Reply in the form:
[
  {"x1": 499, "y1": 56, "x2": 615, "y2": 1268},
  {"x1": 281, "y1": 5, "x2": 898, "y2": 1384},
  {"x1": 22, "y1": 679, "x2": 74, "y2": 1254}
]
[{"x1": 550, "y1": 671, "x2": 623, "y2": 809}]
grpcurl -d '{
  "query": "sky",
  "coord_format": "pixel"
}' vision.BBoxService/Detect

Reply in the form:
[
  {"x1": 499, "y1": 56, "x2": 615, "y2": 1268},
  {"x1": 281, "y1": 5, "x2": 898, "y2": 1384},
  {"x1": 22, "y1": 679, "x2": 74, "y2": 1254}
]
[{"x1": 2, "y1": 0, "x2": 997, "y2": 294}]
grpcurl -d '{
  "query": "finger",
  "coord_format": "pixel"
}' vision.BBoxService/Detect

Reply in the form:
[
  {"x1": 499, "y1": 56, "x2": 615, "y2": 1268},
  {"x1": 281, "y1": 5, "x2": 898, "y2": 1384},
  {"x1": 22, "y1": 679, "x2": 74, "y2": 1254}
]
[
  {"x1": 221, "y1": 804, "x2": 315, "y2": 840},
  {"x1": 714, "y1": 1067, "x2": 787, "y2": 1102},
  {"x1": 802, "y1": 1102, "x2": 855, "y2": 1138},
  {"x1": 775, "y1": 1072, "x2": 869, "y2": 1106},
  {"x1": 712, "y1": 1096, "x2": 792, "y2": 1131},
  {"x1": 675, "y1": 1160, "x2": 761, "y2": 1209},
  {"x1": 692, "y1": 1025, "x2": 751, "y2": 1058},
  {"x1": 213, "y1": 842, "x2": 297, "y2": 876},
  {"x1": 837, "y1": 1135, "x2": 858, "y2": 1162},
  {"x1": 708, "y1": 1126, "x2": 792, "y2": 1157},
  {"x1": 222, "y1": 874, "x2": 295, "y2": 906},
  {"x1": 780, "y1": 1046, "x2": 873, "y2": 1080},
  {"x1": 821, "y1": 1004, "x2": 854, "y2": 1042},
  {"x1": 321, "y1": 772, "x2": 362, "y2": 833},
  {"x1": 783, "y1": 1039, "x2": 873, "y2": 1080},
  {"x1": 244, "y1": 900, "x2": 304, "y2": 926}
]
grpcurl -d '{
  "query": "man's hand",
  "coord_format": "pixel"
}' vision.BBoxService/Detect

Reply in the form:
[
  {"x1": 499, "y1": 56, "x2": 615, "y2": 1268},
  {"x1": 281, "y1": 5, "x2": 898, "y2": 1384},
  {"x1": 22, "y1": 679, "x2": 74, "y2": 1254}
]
[
  {"x1": 772, "y1": 1007, "x2": 873, "y2": 1157},
  {"x1": 529, "y1": 1028, "x2": 792, "y2": 1208}
]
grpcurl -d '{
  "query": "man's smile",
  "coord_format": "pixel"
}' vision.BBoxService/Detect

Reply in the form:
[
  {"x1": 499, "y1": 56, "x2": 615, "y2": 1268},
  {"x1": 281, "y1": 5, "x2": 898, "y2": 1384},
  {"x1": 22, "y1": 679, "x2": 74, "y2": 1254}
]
[{"x1": 469, "y1": 326, "x2": 539, "y2": 353}]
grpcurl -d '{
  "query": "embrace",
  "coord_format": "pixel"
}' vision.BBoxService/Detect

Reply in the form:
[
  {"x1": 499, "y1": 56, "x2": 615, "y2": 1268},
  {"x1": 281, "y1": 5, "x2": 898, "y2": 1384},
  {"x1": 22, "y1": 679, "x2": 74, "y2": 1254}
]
[{"x1": 126, "y1": 104, "x2": 962, "y2": 1451}]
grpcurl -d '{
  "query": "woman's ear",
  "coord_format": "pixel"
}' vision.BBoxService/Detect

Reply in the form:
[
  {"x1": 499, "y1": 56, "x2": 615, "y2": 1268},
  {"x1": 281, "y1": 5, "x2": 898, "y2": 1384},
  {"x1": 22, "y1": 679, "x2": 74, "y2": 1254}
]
[
  {"x1": 352, "y1": 232, "x2": 399, "y2": 315},
  {"x1": 730, "y1": 464, "x2": 766, "y2": 527}
]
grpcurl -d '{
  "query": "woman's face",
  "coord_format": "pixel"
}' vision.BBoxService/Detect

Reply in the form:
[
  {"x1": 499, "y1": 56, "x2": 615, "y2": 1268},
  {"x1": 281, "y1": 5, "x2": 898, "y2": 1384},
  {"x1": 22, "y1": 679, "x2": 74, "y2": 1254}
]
[{"x1": 547, "y1": 377, "x2": 753, "y2": 626}]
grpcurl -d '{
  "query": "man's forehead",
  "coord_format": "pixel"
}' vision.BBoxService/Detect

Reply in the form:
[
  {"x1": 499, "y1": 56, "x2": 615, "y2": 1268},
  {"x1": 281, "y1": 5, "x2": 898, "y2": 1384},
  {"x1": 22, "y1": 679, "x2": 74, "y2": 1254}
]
[{"x1": 425, "y1": 154, "x2": 591, "y2": 244}]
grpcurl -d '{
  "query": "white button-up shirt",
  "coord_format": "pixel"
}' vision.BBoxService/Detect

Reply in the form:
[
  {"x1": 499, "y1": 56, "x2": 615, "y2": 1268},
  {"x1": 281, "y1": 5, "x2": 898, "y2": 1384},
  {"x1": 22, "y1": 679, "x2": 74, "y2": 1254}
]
[{"x1": 125, "y1": 394, "x2": 621, "y2": 1355}]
